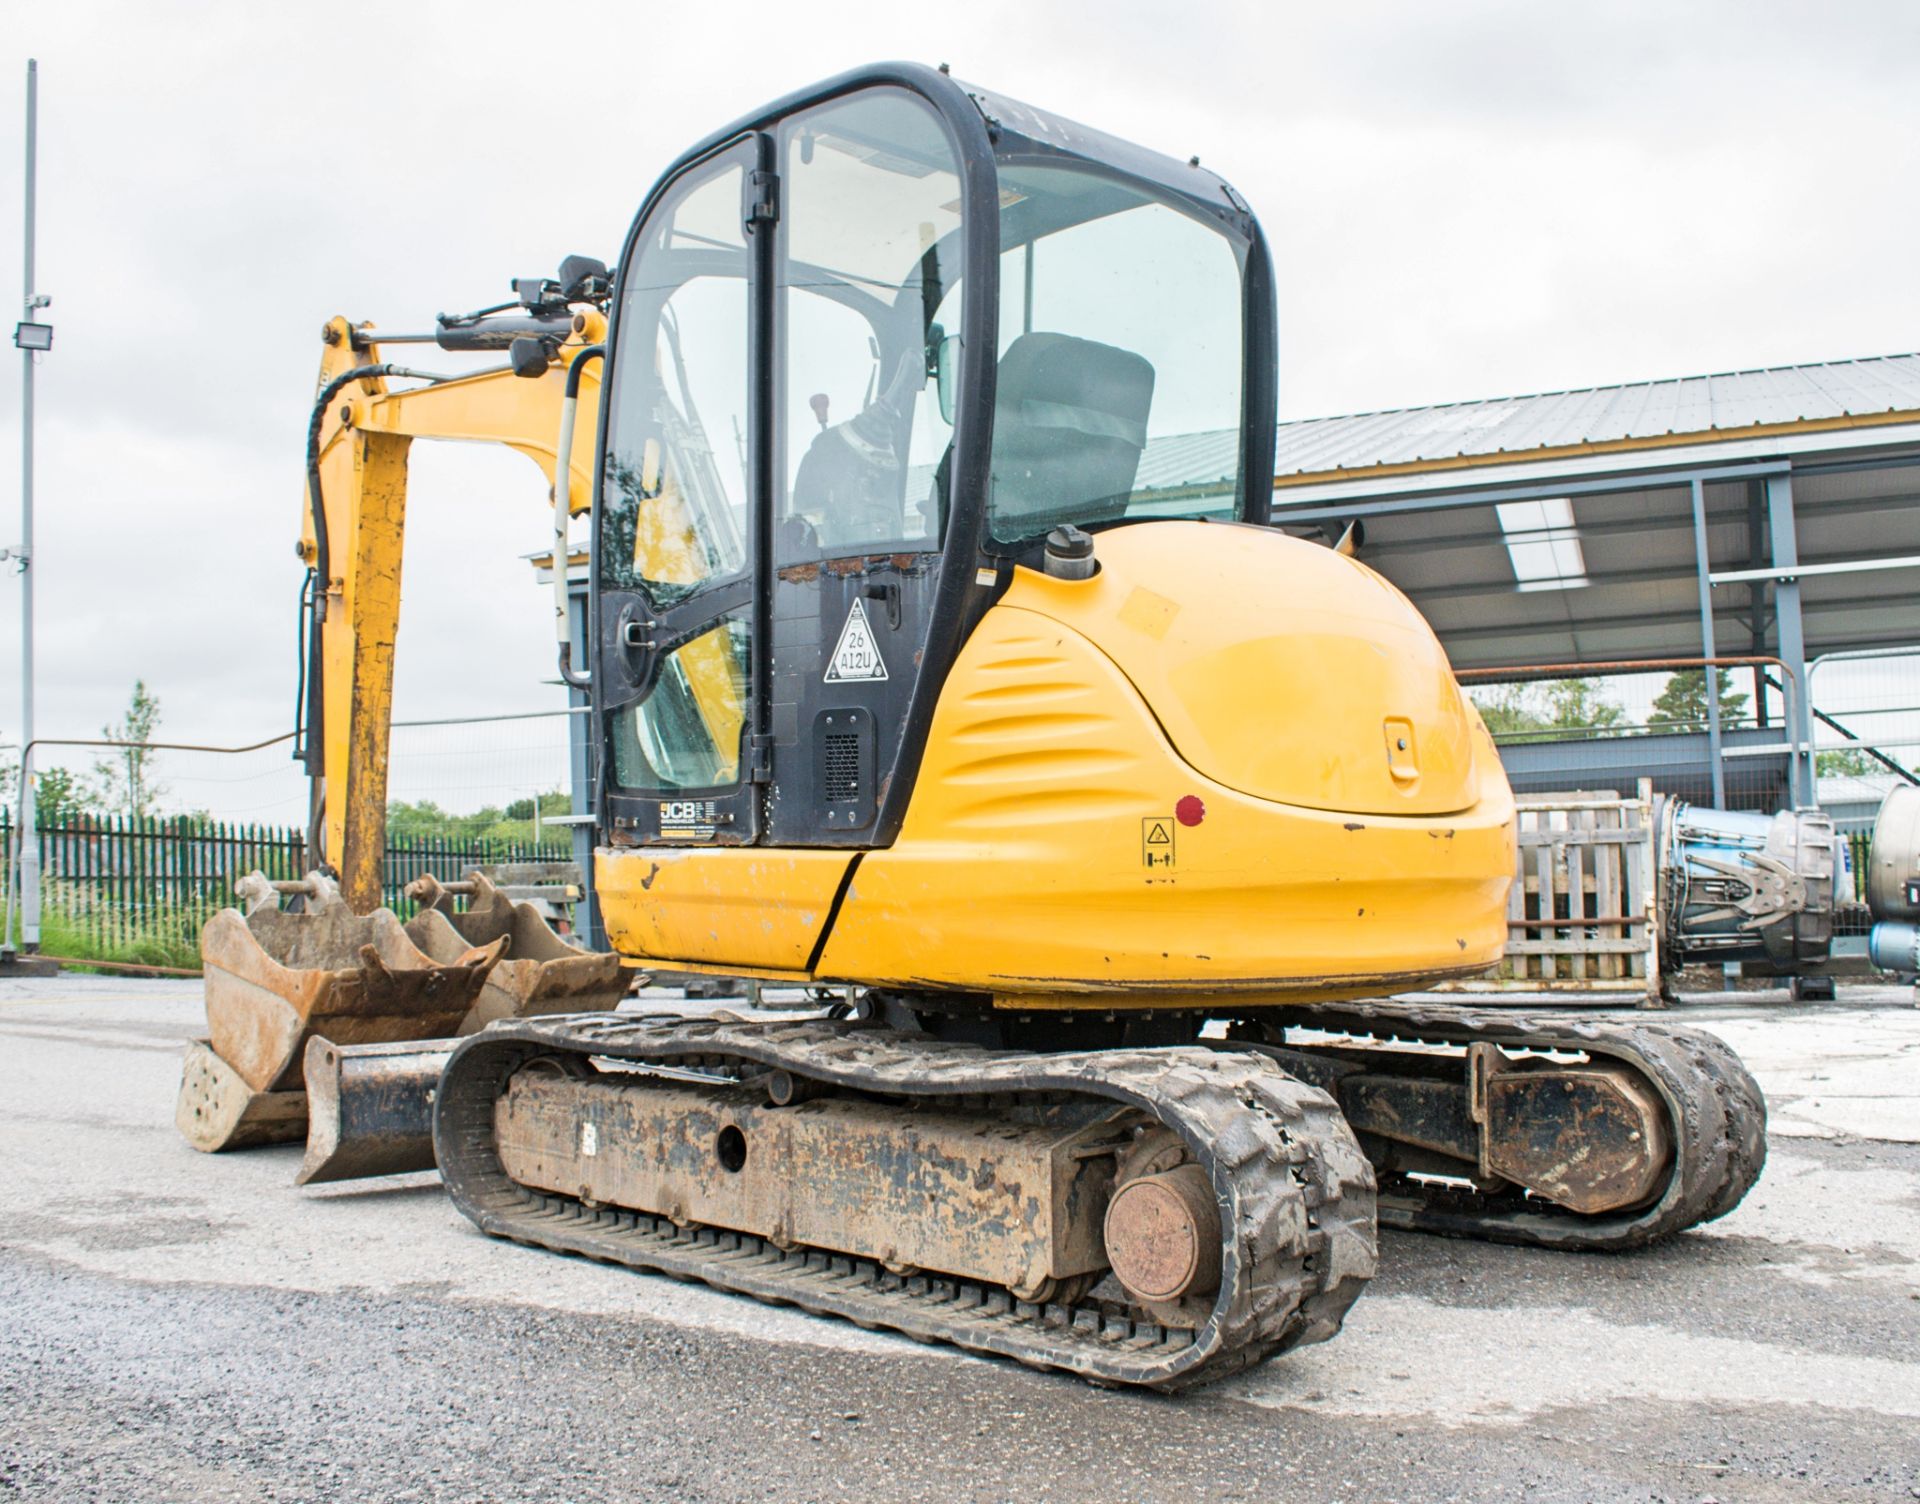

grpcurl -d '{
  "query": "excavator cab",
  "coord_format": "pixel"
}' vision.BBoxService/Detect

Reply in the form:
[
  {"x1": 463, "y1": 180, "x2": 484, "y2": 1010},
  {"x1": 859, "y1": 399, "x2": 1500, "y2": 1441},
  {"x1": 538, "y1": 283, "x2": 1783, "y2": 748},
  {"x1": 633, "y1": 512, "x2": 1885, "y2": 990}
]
[
  {"x1": 592, "y1": 65, "x2": 1274, "y2": 855},
  {"x1": 584, "y1": 63, "x2": 1521, "y2": 998}
]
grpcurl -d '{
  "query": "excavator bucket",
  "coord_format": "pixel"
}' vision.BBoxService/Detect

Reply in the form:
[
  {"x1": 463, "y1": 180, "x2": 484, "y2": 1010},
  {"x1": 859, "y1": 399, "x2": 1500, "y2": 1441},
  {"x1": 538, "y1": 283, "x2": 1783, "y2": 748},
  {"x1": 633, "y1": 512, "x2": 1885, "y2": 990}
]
[
  {"x1": 401, "y1": 871, "x2": 632, "y2": 1032},
  {"x1": 176, "y1": 872, "x2": 504, "y2": 1154},
  {"x1": 287, "y1": 874, "x2": 633, "y2": 1182},
  {"x1": 201, "y1": 871, "x2": 503, "y2": 1093},
  {"x1": 175, "y1": 1038, "x2": 307, "y2": 1152},
  {"x1": 296, "y1": 1035, "x2": 453, "y2": 1184}
]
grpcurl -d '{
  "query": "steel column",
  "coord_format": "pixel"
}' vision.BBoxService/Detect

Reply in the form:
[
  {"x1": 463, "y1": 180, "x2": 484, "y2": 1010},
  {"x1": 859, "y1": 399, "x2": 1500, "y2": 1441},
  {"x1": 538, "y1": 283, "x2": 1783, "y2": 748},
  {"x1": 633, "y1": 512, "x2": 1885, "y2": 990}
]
[
  {"x1": 16, "y1": 61, "x2": 41, "y2": 949},
  {"x1": 1688, "y1": 479, "x2": 1727, "y2": 807},
  {"x1": 1766, "y1": 471, "x2": 1816, "y2": 804},
  {"x1": 565, "y1": 574, "x2": 603, "y2": 949},
  {"x1": 1745, "y1": 479, "x2": 1768, "y2": 727}
]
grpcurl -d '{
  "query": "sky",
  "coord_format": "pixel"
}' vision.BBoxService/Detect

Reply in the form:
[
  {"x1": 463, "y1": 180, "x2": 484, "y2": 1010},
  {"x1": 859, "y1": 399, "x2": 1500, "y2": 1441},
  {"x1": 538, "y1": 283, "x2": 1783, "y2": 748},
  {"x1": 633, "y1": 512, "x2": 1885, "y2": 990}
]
[{"x1": 2, "y1": 0, "x2": 1917, "y2": 817}]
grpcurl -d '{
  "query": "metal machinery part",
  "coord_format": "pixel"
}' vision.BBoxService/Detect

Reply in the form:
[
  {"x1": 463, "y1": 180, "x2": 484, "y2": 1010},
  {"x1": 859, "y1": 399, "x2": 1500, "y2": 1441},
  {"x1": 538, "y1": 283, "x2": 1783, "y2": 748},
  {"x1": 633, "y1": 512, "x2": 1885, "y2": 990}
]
[
  {"x1": 436, "y1": 1014, "x2": 1379, "y2": 1391},
  {"x1": 183, "y1": 871, "x2": 501, "y2": 1157},
  {"x1": 181, "y1": 869, "x2": 621, "y2": 1160},
  {"x1": 176, "y1": 1039, "x2": 308, "y2": 1153},
  {"x1": 297, "y1": 1036, "x2": 454, "y2": 1185},
  {"x1": 1865, "y1": 784, "x2": 1920, "y2": 978},
  {"x1": 432, "y1": 1001, "x2": 1763, "y2": 1389},
  {"x1": 1654, "y1": 798, "x2": 1840, "y2": 970},
  {"x1": 296, "y1": 288, "x2": 609, "y2": 912},
  {"x1": 1235, "y1": 999, "x2": 1764, "y2": 1246},
  {"x1": 402, "y1": 872, "x2": 632, "y2": 1033}
]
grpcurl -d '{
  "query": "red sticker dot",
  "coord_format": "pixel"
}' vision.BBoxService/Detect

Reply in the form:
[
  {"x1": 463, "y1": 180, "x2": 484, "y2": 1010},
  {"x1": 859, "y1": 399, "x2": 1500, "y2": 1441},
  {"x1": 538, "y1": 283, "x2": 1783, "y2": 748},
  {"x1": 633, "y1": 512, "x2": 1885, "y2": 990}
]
[{"x1": 1175, "y1": 795, "x2": 1206, "y2": 827}]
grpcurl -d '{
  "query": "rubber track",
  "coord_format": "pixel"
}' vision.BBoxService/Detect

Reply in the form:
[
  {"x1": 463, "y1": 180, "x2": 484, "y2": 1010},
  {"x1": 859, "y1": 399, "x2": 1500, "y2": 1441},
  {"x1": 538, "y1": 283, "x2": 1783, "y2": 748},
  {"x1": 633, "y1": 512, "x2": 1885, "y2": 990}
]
[
  {"x1": 1276, "y1": 999, "x2": 1767, "y2": 1251},
  {"x1": 433, "y1": 1014, "x2": 1377, "y2": 1390}
]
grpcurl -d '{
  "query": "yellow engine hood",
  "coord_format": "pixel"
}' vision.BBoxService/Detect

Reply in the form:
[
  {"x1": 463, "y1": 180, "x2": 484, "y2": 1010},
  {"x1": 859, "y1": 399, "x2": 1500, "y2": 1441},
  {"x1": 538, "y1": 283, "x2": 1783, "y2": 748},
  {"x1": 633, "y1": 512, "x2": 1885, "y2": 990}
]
[{"x1": 1005, "y1": 521, "x2": 1485, "y2": 817}]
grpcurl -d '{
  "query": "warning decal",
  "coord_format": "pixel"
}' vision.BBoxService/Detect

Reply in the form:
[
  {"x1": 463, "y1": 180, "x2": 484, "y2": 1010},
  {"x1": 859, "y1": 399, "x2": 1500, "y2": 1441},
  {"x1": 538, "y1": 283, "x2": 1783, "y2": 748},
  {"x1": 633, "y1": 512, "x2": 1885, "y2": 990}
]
[
  {"x1": 825, "y1": 597, "x2": 889, "y2": 683},
  {"x1": 1142, "y1": 817, "x2": 1176, "y2": 869}
]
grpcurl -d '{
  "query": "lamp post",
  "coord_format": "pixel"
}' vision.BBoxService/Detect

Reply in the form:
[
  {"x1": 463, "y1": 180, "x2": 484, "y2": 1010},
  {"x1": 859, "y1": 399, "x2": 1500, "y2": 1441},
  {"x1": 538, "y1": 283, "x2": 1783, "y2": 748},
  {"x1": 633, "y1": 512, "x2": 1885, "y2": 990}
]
[{"x1": 8, "y1": 59, "x2": 50, "y2": 958}]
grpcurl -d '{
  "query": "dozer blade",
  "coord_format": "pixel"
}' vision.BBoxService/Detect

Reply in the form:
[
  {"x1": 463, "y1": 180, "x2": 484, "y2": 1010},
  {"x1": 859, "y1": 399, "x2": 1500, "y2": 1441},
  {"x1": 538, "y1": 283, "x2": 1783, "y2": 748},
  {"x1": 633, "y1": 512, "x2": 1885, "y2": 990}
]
[
  {"x1": 296, "y1": 1035, "x2": 454, "y2": 1185},
  {"x1": 198, "y1": 871, "x2": 505, "y2": 1096},
  {"x1": 403, "y1": 872, "x2": 631, "y2": 1034},
  {"x1": 175, "y1": 1039, "x2": 307, "y2": 1152}
]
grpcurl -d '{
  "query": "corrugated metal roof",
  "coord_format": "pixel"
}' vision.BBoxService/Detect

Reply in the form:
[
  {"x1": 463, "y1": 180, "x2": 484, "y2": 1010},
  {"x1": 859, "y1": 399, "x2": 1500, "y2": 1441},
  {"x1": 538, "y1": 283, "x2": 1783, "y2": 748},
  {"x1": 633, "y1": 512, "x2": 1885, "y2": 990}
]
[
  {"x1": 1130, "y1": 427, "x2": 1238, "y2": 491},
  {"x1": 1271, "y1": 352, "x2": 1920, "y2": 482}
]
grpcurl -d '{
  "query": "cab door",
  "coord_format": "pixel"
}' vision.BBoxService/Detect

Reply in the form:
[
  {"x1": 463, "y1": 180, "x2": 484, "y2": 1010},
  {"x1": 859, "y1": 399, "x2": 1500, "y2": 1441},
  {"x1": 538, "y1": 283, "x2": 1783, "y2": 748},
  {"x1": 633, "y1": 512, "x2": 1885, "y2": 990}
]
[
  {"x1": 598, "y1": 88, "x2": 972, "y2": 859},
  {"x1": 764, "y1": 88, "x2": 968, "y2": 845},
  {"x1": 597, "y1": 138, "x2": 767, "y2": 846}
]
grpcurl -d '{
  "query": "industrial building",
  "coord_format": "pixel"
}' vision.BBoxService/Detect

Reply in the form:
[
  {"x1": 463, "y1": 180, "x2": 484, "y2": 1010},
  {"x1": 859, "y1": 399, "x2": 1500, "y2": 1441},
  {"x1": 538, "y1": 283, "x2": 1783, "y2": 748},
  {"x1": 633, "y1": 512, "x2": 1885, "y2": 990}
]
[{"x1": 1259, "y1": 353, "x2": 1920, "y2": 821}]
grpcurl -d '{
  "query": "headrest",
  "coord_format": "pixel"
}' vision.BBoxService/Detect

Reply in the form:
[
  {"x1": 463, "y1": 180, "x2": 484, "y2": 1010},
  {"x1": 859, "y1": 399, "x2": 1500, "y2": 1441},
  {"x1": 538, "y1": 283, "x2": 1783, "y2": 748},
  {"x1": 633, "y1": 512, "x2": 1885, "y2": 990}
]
[
  {"x1": 994, "y1": 333, "x2": 1154, "y2": 449},
  {"x1": 989, "y1": 333, "x2": 1156, "y2": 536}
]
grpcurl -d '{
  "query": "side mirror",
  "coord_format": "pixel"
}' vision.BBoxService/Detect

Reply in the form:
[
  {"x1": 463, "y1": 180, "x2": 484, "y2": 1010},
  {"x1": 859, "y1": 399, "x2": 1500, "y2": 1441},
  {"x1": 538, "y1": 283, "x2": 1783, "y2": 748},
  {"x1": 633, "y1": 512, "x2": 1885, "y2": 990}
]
[
  {"x1": 558, "y1": 254, "x2": 612, "y2": 304},
  {"x1": 509, "y1": 335, "x2": 557, "y2": 379},
  {"x1": 934, "y1": 333, "x2": 960, "y2": 426}
]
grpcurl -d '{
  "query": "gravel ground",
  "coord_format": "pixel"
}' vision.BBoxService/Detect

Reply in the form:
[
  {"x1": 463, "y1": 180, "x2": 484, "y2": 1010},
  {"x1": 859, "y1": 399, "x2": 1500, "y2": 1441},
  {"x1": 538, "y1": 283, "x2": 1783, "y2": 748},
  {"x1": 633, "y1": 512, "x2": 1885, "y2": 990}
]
[{"x1": 3, "y1": 976, "x2": 1918, "y2": 1503}]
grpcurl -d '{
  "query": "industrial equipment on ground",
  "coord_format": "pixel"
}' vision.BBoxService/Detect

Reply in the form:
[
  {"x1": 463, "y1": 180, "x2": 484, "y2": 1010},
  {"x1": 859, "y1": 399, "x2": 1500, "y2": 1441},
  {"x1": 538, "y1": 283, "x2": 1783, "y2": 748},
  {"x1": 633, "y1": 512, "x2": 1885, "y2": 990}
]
[
  {"x1": 176, "y1": 871, "x2": 625, "y2": 1161},
  {"x1": 1459, "y1": 784, "x2": 1843, "y2": 1001},
  {"x1": 1866, "y1": 784, "x2": 1920, "y2": 983},
  {"x1": 209, "y1": 63, "x2": 1770, "y2": 1391}
]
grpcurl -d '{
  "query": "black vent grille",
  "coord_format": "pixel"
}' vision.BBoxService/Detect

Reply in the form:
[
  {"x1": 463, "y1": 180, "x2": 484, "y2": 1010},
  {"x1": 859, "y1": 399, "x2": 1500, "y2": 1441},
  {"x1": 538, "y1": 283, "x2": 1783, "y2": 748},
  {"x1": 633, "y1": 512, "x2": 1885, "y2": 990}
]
[{"x1": 823, "y1": 733, "x2": 861, "y2": 803}]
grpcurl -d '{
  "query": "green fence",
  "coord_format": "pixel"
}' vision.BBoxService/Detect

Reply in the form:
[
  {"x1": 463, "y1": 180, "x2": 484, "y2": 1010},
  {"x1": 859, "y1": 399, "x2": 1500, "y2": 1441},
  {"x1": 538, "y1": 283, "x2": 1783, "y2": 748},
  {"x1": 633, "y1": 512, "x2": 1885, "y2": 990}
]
[{"x1": 0, "y1": 811, "x2": 561, "y2": 968}]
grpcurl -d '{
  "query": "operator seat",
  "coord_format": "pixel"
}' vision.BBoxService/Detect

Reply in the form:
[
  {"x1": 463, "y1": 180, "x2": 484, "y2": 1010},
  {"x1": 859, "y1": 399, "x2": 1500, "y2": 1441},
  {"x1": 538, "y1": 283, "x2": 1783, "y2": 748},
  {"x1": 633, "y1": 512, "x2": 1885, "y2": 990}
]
[{"x1": 988, "y1": 332, "x2": 1155, "y2": 536}]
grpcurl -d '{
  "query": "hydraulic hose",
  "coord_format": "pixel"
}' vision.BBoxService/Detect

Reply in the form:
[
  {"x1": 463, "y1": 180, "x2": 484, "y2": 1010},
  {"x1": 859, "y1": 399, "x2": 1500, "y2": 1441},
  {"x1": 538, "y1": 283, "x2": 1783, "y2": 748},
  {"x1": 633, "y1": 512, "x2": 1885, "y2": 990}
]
[
  {"x1": 553, "y1": 344, "x2": 605, "y2": 691},
  {"x1": 300, "y1": 363, "x2": 445, "y2": 781}
]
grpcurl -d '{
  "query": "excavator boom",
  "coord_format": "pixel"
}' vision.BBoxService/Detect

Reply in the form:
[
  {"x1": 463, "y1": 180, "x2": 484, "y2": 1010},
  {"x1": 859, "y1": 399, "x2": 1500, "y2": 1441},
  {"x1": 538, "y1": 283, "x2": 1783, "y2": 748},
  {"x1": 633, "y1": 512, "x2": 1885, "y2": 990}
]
[{"x1": 299, "y1": 299, "x2": 607, "y2": 910}]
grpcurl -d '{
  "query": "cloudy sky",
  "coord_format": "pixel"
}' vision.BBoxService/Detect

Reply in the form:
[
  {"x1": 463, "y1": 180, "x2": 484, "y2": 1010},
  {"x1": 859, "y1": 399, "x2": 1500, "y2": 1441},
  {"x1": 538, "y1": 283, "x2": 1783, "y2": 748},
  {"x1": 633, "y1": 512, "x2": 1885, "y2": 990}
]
[{"x1": 2, "y1": 0, "x2": 1917, "y2": 816}]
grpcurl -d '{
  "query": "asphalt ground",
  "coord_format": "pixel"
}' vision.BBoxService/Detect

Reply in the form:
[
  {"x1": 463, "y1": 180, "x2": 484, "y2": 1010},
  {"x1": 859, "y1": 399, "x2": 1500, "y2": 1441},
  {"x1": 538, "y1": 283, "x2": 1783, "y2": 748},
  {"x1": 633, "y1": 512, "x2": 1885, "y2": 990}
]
[{"x1": 3, "y1": 976, "x2": 1918, "y2": 1503}]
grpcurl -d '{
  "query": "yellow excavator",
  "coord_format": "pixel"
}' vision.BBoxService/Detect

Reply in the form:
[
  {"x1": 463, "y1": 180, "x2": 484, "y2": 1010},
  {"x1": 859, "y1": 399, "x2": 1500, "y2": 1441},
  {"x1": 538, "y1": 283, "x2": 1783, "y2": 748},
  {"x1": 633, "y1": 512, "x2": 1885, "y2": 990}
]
[{"x1": 269, "y1": 64, "x2": 1765, "y2": 1391}]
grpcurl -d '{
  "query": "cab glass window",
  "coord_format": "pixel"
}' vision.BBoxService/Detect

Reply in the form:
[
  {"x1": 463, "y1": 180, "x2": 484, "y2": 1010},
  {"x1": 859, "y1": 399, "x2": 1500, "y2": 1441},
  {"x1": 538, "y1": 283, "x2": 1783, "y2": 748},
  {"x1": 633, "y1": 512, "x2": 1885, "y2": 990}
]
[
  {"x1": 600, "y1": 152, "x2": 752, "y2": 607},
  {"x1": 775, "y1": 91, "x2": 964, "y2": 564},
  {"x1": 987, "y1": 165, "x2": 1245, "y2": 543},
  {"x1": 609, "y1": 613, "x2": 750, "y2": 791}
]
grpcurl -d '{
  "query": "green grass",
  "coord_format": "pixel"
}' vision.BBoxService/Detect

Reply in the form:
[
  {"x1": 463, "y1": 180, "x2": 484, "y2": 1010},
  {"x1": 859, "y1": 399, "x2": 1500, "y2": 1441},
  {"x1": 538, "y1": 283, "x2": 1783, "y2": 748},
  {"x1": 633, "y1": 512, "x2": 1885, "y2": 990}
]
[{"x1": 4, "y1": 885, "x2": 206, "y2": 973}]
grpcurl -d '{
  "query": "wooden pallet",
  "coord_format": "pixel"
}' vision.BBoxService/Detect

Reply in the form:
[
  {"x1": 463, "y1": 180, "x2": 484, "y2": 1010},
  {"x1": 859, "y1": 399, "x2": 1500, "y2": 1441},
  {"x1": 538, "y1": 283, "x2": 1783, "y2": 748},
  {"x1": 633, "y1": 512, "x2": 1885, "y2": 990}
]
[{"x1": 1444, "y1": 781, "x2": 1661, "y2": 1004}]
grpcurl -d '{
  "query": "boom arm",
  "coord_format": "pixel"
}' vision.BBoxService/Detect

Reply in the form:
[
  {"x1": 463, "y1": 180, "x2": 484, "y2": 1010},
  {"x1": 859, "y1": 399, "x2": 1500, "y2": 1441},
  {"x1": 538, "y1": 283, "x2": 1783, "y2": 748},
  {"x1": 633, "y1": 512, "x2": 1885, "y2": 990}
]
[{"x1": 300, "y1": 310, "x2": 606, "y2": 912}]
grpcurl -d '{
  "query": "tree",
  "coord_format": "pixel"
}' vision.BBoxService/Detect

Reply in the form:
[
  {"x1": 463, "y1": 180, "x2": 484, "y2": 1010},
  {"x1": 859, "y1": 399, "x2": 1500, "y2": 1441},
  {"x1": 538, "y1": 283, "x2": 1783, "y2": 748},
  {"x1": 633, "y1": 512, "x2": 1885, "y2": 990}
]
[
  {"x1": 387, "y1": 792, "x2": 571, "y2": 850},
  {"x1": 1648, "y1": 669, "x2": 1750, "y2": 735},
  {"x1": 386, "y1": 798, "x2": 488, "y2": 842},
  {"x1": 1816, "y1": 746, "x2": 1877, "y2": 778},
  {"x1": 1469, "y1": 683, "x2": 1548, "y2": 738},
  {"x1": 34, "y1": 766, "x2": 98, "y2": 824},
  {"x1": 92, "y1": 680, "x2": 168, "y2": 819},
  {"x1": 1541, "y1": 679, "x2": 1626, "y2": 733},
  {"x1": 1470, "y1": 678, "x2": 1627, "y2": 741}
]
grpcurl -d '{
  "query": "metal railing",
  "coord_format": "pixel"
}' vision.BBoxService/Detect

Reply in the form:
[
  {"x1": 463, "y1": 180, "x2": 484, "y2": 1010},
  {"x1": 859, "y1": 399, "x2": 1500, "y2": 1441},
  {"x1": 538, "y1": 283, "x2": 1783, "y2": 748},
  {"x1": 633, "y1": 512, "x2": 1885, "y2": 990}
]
[{"x1": 0, "y1": 808, "x2": 567, "y2": 969}]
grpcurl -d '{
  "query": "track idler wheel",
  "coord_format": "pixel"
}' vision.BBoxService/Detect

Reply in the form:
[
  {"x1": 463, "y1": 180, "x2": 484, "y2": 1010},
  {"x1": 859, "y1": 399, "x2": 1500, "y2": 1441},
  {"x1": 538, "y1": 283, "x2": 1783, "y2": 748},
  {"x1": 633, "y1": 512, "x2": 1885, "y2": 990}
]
[
  {"x1": 1468, "y1": 1043, "x2": 1673, "y2": 1214},
  {"x1": 1103, "y1": 1128, "x2": 1224, "y2": 1327}
]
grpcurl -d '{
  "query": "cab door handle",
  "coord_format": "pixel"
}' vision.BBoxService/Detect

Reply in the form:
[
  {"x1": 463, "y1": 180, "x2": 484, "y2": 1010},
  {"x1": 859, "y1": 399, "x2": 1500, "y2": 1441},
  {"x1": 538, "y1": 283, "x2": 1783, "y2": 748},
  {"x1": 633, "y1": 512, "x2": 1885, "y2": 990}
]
[{"x1": 863, "y1": 580, "x2": 901, "y2": 630}]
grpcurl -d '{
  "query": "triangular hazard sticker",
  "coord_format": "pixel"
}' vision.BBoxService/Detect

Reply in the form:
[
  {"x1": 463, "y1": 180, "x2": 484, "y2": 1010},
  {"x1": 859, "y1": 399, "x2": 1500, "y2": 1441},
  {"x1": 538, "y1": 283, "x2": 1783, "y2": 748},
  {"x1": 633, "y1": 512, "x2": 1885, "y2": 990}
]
[
  {"x1": 825, "y1": 597, "x2": 888, "y2": 682},
  {"x1": 1146, "y1": 822, "x2": 1172, "y2": 844}
]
